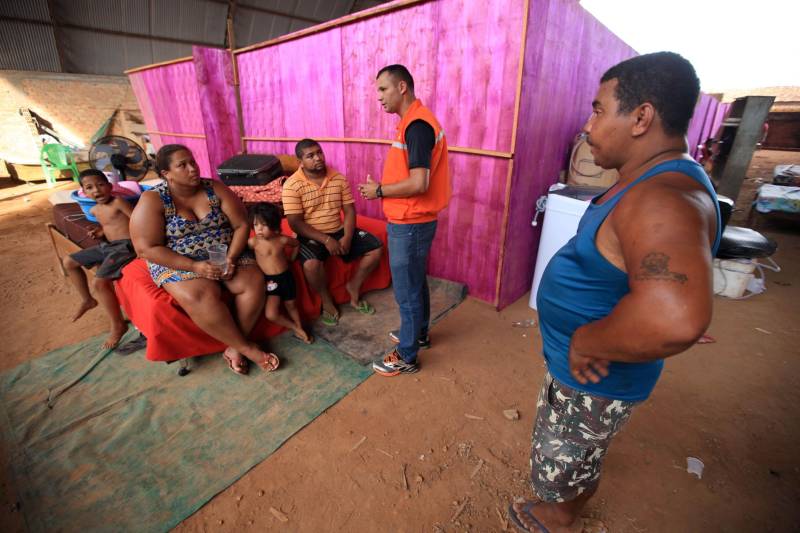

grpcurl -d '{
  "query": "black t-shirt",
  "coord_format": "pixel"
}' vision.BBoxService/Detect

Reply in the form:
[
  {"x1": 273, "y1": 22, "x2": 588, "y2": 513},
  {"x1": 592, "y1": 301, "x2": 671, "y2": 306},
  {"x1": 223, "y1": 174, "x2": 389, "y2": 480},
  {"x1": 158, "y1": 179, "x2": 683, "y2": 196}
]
[{"x1": 405, "y1": 119, "x2": 435, "y2": 170}]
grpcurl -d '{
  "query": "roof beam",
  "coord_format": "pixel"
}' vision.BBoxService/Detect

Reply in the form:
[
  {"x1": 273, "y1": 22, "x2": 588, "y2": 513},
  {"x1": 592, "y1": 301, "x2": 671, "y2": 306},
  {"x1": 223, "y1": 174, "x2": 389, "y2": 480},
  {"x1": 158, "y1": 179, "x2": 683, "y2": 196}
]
[
  {"x1": 45, "y1": 0, "x2": 67, "y2": 72},
  {"x1": 3, "y1": 16, "x2": 222, "y2": 48},
  {"x1": 207, "y1": 0, "x2": 323, "y2": 25}
]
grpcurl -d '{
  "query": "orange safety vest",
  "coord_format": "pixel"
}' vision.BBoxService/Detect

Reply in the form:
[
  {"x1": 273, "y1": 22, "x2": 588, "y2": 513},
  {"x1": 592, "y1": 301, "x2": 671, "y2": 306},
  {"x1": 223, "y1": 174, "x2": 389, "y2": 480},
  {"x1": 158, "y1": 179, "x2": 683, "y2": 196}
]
[{"x1": 381, "y1": 99, "x2": 450, "y2": 224}]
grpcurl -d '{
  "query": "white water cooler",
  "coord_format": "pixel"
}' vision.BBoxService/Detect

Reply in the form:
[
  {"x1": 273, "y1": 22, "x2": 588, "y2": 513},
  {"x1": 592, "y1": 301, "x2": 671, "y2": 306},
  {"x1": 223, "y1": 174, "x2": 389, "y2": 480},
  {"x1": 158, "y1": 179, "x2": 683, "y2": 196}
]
[{"x1": 529, "y1": 185, "x2": 603, "y2": 309}]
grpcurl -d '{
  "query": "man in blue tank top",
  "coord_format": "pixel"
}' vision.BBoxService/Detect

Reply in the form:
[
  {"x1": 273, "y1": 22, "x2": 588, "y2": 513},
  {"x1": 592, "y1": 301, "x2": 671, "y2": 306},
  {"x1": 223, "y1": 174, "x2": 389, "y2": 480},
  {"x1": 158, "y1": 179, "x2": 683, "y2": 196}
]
[{"x1": 509, "y1": 52, "x2": 721, "y2": 533}]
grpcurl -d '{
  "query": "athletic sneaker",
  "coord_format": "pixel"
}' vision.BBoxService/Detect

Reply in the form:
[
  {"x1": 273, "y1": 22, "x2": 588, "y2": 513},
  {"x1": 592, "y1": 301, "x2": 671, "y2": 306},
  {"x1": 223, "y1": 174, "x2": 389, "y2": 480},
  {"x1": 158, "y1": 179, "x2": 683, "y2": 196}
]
[
  {"x1": 388, "y1": 330, "x2": 431, "y2": 350},
  {"x1": 372, "y1": 350, "x2": 419, "y2": 376}
]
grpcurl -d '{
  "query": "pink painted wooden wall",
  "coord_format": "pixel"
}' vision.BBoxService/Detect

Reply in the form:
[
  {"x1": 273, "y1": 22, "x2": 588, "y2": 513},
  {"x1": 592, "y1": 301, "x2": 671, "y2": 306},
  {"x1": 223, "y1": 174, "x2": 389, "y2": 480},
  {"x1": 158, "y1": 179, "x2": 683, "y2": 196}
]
[
  {"x1": 498, "y1": 0, "x2": 637, "y2": 307},
  {"x1": 128, "y1": 60, "x2": 213, "y2": 178},
  {"x1": 130, "y1": 0, "x2": 706, "y2": 308},
  {"x1": 236, "y1": 0, "x2": 525, "y2": 302}
]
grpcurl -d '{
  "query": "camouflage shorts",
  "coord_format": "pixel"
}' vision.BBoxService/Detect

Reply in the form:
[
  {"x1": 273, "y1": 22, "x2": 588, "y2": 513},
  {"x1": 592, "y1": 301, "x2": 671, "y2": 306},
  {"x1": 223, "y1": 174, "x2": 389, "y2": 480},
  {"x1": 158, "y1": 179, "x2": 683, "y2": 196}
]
[{"x1": 530, "y1": 373, "x2": 638, "y2": 503}]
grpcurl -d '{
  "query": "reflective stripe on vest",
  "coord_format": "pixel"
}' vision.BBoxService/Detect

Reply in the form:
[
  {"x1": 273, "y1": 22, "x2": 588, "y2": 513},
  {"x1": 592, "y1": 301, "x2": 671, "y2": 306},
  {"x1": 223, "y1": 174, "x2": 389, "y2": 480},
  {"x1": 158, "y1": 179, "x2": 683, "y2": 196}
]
[{"x1": 390, "y1": 129, "x2": 446, "y2": 151}]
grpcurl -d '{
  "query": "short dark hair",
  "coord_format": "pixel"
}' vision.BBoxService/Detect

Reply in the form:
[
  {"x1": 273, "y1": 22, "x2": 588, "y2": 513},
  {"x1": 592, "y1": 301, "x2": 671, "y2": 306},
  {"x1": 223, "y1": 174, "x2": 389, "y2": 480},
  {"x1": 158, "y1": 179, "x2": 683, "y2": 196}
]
[
  {"x1": 376, "y1": 64, "x2": 414, "y2": 92},
  {"x1": 295, "y1": 138, "x2": 320, "y2": 159},
  {"x1": 78, "y1": 168, "x2": 108, "y2": 186},
  {"x1": 249, "y1": 202, "x2": 282, "y2": 231},
  {"x1": 155, "y1": 144, "x2": 191, "y2": 175},
  {"x1": 601, "y1": 52, "x2": 700, "y2": 137}
]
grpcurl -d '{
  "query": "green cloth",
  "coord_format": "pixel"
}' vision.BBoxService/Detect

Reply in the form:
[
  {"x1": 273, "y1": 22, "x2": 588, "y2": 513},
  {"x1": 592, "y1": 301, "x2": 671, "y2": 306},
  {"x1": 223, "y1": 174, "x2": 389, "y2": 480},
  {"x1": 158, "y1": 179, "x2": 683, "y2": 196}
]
[{"x1": 0, "y1": 329, "x2": 371, "y2": 532}]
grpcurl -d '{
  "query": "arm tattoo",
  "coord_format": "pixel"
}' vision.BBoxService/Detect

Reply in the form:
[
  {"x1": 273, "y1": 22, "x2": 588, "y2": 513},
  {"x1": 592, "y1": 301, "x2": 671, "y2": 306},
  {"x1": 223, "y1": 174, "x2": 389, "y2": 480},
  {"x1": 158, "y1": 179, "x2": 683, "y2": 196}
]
[{"x1": 634, "y1": 252, "x2": 688, "y2": 284}]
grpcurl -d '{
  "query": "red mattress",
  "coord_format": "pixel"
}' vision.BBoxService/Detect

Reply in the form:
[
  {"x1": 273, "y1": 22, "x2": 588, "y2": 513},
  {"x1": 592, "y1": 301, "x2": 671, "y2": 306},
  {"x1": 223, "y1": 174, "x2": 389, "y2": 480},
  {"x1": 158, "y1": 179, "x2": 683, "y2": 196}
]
[{"x1": 115, "y1": 215, "x2": 391, "y2": 362}]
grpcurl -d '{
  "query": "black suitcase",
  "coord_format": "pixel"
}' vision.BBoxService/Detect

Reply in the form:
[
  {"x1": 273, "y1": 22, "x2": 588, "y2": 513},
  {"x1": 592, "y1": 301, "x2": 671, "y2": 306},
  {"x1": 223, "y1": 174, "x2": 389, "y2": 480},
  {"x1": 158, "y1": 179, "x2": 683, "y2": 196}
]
[{"x1": 216, "y1": 154, "x2": 283, "y2": 186}]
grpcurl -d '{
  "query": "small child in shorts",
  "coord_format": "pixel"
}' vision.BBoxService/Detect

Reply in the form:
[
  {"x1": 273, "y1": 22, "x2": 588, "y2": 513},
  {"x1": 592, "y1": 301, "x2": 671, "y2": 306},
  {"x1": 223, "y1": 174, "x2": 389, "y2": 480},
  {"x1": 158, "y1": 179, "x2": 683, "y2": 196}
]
[
  {"x1": 63, "y1": 170, "x2": 137, "y2": 349},
  {"x1": 248, "y1": 203, "x2": 312, "y2": 344}
]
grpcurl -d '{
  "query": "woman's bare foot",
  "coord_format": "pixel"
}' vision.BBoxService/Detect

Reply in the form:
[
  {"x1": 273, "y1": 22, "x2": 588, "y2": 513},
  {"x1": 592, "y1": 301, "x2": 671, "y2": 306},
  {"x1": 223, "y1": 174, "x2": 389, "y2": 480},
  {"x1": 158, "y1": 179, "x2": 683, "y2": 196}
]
[
  {"x1": 72, "y1": 298, "x2": 98, "y2": 321},
  {"x1": 292, "y1": 326, "x2": 313, "y2": 344},
  {"x1": 223, "y1": 347, "x2": 249, "y2": 375},
  {"x1": 101, "y1": 322, "x2": 128, "y2": 350},
  {"x1": 240, "y1": 343, "x2": 280, "y2": 372}
]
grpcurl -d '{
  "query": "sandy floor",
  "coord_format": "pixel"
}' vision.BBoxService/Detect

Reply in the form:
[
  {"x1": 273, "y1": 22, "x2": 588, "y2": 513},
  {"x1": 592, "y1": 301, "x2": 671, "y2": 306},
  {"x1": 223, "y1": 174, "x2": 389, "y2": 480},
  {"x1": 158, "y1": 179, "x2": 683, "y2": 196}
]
[{"x1": 1, "y1": 151, "x2": 798, "y2": 532}]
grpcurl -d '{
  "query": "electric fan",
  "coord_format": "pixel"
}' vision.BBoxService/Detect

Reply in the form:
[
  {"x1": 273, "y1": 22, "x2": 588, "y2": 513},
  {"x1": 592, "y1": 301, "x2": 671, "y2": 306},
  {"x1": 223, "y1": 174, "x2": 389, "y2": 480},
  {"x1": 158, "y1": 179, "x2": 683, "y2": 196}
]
[{"x1": 89, "y1": 135, "x2": 150, "y2": 181}]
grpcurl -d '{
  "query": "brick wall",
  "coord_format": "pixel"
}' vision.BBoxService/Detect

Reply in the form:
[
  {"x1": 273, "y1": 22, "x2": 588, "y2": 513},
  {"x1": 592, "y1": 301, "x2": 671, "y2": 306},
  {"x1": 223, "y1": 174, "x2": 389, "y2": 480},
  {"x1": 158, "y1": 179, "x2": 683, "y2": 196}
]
[{"x1": 0, "y1": 71, "x2": 141, "y2": 165}]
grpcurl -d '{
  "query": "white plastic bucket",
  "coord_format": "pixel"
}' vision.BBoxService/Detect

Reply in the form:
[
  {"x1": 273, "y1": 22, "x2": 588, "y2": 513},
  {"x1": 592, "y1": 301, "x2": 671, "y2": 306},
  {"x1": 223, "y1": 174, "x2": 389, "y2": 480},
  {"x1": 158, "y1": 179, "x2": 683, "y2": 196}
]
[
  {"x1": 713, "y1": 259, "x2": 756, "y2": 298},
  {"x1": 530, "y1": 191, "x2": 591, "y2": 309}
]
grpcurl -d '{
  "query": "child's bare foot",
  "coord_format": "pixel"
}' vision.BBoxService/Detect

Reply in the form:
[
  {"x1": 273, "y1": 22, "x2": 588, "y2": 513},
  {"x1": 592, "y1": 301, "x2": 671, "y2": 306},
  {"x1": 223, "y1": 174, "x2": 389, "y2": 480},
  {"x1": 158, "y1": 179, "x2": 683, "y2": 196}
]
[
  {"x1": 72, "y1": 298, "x2": 98, "y2": 321},
  {"x1": 101, "y1": 322, "x2": 128, "y2": 350},
  {"x1": 292, "y1": 326, "x2": 314, "y2": 344}
]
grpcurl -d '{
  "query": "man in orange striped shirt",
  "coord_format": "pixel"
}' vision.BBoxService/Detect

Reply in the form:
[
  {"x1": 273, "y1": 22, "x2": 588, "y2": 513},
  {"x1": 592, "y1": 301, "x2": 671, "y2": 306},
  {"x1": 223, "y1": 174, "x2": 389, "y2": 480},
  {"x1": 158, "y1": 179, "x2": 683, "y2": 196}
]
[{"x1": 283, "y1": 139, "x2": 383, "y2": 325}]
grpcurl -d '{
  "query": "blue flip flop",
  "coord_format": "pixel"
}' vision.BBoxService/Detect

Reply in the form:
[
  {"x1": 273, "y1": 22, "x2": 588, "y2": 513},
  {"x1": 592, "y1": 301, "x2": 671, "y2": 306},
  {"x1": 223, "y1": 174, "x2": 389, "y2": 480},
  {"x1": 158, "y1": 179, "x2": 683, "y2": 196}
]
[{"x1": 508, "y1": 501, "x2": 550, "y2": 533}]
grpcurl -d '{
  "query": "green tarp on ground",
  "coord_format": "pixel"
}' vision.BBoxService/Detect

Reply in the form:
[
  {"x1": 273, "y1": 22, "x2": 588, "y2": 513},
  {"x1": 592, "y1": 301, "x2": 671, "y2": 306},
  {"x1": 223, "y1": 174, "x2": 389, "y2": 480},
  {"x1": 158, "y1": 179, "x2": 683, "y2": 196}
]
[{"x1": 0, "y1": 329, "x2": 371, "y2": 532}]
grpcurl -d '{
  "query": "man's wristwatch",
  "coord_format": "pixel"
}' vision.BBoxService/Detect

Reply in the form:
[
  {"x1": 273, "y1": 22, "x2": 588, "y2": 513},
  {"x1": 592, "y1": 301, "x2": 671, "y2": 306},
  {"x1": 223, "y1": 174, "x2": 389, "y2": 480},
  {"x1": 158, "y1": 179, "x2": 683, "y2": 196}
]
[{"x1": 376, "y1": 185, "x2": 383, "y2": 198}]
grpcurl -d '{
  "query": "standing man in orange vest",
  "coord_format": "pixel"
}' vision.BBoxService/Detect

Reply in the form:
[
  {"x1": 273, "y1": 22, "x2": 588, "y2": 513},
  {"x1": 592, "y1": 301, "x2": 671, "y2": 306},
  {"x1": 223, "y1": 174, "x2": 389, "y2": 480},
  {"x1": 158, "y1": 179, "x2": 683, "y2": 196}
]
[{"x1": 359, "y1": 64, "x2": 451, "y2": 376}]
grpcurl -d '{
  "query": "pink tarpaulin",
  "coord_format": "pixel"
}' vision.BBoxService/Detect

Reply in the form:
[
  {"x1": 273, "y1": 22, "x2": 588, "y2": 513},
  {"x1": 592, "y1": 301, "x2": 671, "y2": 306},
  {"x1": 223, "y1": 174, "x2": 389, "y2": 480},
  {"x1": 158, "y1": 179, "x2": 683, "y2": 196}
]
[
  {"x1": 128, "y1": 60, "x2": 213, "y2": 178},
  {"x1": 687, "y1": 94, "x2": 714, "y2": 158},
  {"x1": 193, "y1": 46, "x2": 241, "y2": 175},
  {"x1": 686, "y1": 95, "x2": 731, "y2": 160}
]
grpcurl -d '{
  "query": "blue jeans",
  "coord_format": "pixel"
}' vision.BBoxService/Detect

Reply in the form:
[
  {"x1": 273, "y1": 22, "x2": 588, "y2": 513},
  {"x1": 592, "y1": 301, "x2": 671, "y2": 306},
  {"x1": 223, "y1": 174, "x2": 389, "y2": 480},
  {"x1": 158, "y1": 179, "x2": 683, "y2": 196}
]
[{"x1": 387, "y1": 220, "x2": 437, "y2": 363}]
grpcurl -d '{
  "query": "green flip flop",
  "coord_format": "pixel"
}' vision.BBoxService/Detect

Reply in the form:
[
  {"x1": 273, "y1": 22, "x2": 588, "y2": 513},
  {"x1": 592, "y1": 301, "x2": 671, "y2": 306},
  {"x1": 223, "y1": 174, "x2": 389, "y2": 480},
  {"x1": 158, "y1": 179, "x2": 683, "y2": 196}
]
[
  {"x1": 352, "y1": 300, "x2": 375, "y2": 315},
  {"x1": 320, "y1": 310, "x2": 339, "y2": 326}
]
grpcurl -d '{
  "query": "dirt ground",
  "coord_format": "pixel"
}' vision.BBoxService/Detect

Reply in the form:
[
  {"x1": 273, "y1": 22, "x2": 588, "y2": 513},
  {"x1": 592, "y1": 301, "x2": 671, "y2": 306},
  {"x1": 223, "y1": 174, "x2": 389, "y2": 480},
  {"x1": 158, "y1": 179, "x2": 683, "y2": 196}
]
[{"x1": 1, "y1": 151, "x2": 798, "y2": 532}]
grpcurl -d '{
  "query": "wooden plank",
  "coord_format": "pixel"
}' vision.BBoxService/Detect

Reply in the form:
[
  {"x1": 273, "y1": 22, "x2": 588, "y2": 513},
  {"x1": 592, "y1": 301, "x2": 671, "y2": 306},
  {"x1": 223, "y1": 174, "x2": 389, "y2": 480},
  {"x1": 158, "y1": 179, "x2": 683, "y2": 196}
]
[
  {"x1": 510, "y1": 0, "x2": 532, "y2": 154},
  {"x1": 226, "y1": 15, "x2": 247, "y2": 154},
  {"x1": 124, "y1": 56, "x2": 194, "y2": 75},
  {"x1": 234, "y1": 0, "x2": 430, "y2": 55},
  {"x1": 494, "y1": 160, "x2": 516, "y2": 307},
  {"x1": 496, "y1": 0, "x2": 529, "y2": 305},
  {"x1": 717, "y1": 96, "x2": 775, "y2": 199},
  {"x1": 244, "y1": 136, "x2": 391, "y2": 145},
  {"x1": 243, "y1": 136, "x2": 512, "y2": 158},
  {"x1": 46, "y1": 223, "x2": 94, "y2": 279},
  {"x1": 148, "y1": 131, "x2": 206, "y2": 139}
]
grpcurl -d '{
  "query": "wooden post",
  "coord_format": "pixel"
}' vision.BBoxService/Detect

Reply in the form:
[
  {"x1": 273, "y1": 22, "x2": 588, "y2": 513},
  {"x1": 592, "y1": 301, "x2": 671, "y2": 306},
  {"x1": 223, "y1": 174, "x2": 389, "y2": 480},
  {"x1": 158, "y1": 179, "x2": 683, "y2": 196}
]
[
  {"x1": 717, "y1": 96, "x2": 775, "y2": 200},
  {"x1": 494, "y1": 0, "x2": 530, "y2": 307},
  {"x1": 227, "y1": 3, "x2": 247, "y2": 154}
]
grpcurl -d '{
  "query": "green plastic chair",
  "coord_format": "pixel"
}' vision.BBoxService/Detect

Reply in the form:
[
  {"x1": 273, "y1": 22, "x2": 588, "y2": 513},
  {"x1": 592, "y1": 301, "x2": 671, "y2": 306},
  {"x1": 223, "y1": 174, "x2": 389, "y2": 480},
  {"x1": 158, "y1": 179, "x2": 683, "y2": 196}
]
[{"x1": 40, "y1": 143, "x2": 80, "y2": 186}]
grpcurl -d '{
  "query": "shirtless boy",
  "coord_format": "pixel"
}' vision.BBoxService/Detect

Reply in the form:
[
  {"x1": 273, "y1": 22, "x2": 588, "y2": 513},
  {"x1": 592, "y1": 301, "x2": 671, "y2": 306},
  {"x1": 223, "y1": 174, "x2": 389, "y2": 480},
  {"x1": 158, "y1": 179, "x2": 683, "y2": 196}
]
[{"x1": 63, "y1": 170, "x2": 137, "y2": 348}]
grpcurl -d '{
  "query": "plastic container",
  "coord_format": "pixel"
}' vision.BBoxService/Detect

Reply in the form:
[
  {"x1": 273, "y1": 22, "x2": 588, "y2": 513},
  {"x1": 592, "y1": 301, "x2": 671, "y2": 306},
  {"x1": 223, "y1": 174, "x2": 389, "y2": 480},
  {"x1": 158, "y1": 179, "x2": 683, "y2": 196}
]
[
  {"x1": 70, "y1": 181, "x2": 150, "y2": 222},
  {"x1": 529, "y1": 185, "x2": 600, "y2": 309},
  {"x1": 713, "y1": 258, "x2": 756, "y2": 298}
]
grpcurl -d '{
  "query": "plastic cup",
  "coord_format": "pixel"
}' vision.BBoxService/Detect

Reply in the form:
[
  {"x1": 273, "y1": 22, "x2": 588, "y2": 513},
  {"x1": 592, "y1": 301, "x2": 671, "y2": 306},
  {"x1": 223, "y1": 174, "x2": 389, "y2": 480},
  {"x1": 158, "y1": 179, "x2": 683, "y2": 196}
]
[{"x1": 207, "y1": 243, "x2": 228, "y2": 275}]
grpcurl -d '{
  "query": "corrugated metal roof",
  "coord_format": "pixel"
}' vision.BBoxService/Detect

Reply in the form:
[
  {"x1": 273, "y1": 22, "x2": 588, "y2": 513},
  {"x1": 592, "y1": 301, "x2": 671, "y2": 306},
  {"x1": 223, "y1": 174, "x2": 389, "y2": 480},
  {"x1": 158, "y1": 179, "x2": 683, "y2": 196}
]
[
  {"x1": 0, "y1": 0, "x2": 50, "y2": 21},
  {"x1": 0, "y1": 19, "x2": 61, "y2": 71},
  {"x1": 0, "y1": 0, "x2": 391, "y2": 75}
]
